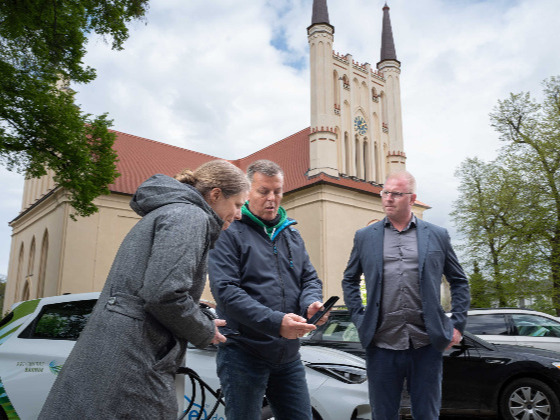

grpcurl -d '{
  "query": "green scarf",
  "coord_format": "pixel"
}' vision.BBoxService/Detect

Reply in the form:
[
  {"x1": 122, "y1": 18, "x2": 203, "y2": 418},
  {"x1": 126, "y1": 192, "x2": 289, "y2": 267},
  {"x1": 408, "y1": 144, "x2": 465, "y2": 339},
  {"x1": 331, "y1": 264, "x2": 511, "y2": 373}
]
[{"x1": 242, "y1": 203, "x2": 287, "y2": 239}]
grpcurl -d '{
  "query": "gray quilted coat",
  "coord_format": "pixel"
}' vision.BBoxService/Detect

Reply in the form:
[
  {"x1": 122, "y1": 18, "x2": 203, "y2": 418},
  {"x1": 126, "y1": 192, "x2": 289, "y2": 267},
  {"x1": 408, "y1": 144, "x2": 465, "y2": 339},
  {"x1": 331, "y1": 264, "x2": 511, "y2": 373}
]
[{"x1": 39, "y1": 174, "x2": 223, "y2": 420}]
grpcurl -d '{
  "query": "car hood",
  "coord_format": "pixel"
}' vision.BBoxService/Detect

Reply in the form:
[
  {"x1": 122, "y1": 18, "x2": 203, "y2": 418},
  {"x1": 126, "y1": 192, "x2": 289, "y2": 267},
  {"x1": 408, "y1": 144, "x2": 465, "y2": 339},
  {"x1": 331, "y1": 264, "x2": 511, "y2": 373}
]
[{"x1": 300, "y1": 345, "x2": 366, "y2": 368}]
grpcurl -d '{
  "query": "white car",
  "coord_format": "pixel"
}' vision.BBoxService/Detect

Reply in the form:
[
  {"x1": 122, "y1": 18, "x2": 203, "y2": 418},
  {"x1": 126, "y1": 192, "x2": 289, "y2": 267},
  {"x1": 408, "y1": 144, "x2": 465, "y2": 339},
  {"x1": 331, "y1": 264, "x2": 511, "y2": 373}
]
[
  {"x1": 0, "y1": 293, "x2": 371, "y2": 420},
  {"x1": 465, "y1": 308, "x2": 560, "y2": 352}
]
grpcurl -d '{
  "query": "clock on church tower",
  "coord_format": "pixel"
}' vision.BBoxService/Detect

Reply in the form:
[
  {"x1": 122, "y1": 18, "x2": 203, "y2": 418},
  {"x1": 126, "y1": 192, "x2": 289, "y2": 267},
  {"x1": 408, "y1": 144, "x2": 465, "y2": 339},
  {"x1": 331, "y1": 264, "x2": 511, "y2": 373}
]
[{"x1": 354, "y1": 116, "x2": 368, "y2": 135}]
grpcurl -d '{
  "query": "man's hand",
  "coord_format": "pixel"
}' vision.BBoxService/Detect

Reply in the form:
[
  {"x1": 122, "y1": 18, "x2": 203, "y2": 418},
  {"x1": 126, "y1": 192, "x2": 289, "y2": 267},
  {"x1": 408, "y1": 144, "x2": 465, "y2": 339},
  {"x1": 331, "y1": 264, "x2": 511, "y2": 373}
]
[
  {"x1": 307, "y1": 301, "x2": 331, "y2": 326},
  {"x1": 446, "y1": 328, "x2": 462, "y2": 350},
  {"x1": 279, "y1": 313, "x2": 316, "y2": 339},
  {"x1": 211, "y1": 319, "x2": 227, "y2": 344}
]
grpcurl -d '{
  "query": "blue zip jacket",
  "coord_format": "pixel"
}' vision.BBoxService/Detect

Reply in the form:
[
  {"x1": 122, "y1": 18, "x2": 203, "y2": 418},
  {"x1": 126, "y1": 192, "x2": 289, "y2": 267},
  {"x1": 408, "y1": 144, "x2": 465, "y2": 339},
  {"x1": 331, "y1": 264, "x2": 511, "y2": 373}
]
[{"x1": 208, "y1": 212, "x2": 323, "y2": 364}]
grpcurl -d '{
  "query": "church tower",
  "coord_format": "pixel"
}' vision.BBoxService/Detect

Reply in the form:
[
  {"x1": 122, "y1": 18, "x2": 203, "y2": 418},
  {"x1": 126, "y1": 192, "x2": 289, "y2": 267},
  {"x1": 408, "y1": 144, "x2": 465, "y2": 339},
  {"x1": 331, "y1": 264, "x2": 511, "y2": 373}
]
[
  {"x1": 307, "y1": 0, "x2": 338, "y2": 177},
  {"x1": 307, "y1": 0, "x2": 406, "y2": 182}
]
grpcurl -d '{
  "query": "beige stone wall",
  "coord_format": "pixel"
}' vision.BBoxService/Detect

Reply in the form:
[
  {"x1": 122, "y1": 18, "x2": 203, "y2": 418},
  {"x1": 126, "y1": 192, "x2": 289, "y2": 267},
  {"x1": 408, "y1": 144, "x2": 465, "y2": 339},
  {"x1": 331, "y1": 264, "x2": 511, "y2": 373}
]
[
  {"x1": 6, "y1": 188, "x2": 67, "y2": 309},
  {"x1": 4, "y1": 188, "x2": 139, "y2": 310},
  {"x1": 57, "y1": 193, "x2": 140, "y2": 294}
]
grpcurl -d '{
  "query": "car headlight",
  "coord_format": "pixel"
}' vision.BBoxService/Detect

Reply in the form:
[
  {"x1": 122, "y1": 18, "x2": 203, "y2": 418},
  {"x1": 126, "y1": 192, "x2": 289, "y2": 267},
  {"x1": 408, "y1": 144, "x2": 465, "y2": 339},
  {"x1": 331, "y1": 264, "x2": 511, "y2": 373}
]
[
  {"x1": 553, "y1": 362, "x2": 560, "y2": 369},
  {"x1": 306, "y1": 363, "x2": 367, "y2": 384}
]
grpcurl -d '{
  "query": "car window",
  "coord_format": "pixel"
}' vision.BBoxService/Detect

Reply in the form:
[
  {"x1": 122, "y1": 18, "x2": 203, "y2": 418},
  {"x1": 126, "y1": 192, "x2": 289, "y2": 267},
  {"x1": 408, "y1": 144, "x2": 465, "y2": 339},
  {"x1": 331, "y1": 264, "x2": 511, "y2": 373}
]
[
  {"x1": 19, "y1": 299, "x2": 97, "y2": 340},
  {"x1": 511, "y1": 314, "x2": 560, "y2": 338},
  {"x1": 466, "y1": 314, "x2": 508, "y2": 335}
]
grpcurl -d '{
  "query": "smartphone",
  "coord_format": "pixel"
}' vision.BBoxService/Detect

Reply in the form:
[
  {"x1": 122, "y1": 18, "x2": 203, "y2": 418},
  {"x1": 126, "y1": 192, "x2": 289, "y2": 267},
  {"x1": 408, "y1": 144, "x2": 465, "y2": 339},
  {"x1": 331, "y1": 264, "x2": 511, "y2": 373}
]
[{"x1": 307, "y1": 296, "x2": 339, "y2": 325}]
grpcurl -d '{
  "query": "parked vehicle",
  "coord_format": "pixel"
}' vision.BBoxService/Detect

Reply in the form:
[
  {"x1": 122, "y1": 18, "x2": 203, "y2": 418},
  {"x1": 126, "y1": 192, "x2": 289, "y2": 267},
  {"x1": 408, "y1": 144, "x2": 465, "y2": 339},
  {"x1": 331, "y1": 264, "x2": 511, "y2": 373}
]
[
  {"x1": 0, "y1": 294, "x2": 371, "y2": 420},
  {"x1": 466, "y1": 308, "x2": 560, "y2": 352},
  {"x1": 301, "y1": 308, "x2": 560, "y2": 419}
]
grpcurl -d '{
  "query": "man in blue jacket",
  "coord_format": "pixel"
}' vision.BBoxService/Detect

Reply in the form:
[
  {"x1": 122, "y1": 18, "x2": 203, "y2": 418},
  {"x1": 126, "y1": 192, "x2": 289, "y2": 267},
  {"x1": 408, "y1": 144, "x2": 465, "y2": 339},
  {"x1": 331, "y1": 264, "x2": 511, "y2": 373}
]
[
  {"x1": 342, "y1": 171, "x2": 470, "y2": 420},
  {"x1": 209, "y1": 159, "x2": 324, "y2": 420}
]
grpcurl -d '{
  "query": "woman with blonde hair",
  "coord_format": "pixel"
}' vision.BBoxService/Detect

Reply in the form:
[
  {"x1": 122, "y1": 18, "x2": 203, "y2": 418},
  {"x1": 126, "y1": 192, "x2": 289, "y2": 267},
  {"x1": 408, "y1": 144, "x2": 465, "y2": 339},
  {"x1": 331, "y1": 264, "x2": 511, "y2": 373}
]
[{"x1": 41, "y1": 160, "x2": 249, "y2": 419}]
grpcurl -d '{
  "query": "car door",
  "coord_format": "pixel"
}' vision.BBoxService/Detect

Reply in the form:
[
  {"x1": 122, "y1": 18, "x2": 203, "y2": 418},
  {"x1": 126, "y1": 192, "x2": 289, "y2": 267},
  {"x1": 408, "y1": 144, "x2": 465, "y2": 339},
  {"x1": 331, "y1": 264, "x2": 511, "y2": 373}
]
[
  {"x1": 509, "y1": 313, "x2": 560, "y2": 352},
  {"x1": 466, "y1": 314, "x2": 516, "y2": 346},
  {"x1": 0, "y1": 298, "x2": 95, "y2": 420},
  {"x1": 442, "y1": 338, "x2": 486, "y2": 411}
]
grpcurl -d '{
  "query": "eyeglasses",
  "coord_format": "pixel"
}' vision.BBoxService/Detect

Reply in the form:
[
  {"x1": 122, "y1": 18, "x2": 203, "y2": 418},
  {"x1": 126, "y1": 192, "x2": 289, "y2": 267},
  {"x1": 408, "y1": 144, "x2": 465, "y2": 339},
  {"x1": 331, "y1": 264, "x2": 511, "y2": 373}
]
[{"x1": 380, "y1": 190, "x2": 413, "y2": 198}]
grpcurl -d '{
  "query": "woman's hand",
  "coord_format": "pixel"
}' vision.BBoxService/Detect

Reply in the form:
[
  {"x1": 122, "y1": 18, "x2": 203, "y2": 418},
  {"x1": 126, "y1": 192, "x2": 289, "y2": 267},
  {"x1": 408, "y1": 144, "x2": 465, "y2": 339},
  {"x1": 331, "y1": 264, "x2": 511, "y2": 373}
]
[{"x1": 211, "y1": 319, "x2": 227, "y2": 344}]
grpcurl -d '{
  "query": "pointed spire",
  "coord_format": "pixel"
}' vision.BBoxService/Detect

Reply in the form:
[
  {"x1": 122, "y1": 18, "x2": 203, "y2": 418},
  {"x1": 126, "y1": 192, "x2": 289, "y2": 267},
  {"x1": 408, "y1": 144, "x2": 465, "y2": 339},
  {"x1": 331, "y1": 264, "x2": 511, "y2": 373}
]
[
  {"x1": 380, "y1": 2, "x2": 398, "y2": 62},
  {"x1": 311, "y1": 0, "x2": 330, "y2": 26}
]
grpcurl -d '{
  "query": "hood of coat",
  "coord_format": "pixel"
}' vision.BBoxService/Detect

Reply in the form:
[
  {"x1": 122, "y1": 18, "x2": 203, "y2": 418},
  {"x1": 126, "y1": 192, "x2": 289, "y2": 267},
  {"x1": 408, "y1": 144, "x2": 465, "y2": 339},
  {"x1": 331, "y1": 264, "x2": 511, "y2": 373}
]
[{"x1": 130, "y1": 174, "x2": 223, "y2": 232}]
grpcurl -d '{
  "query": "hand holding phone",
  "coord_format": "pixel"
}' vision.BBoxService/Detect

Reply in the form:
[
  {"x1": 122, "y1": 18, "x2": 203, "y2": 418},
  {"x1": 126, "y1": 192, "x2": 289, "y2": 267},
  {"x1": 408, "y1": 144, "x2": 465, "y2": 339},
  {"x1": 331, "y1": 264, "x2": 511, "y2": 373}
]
[{"x1": 307, "y1": 296, "x2": 339, "y2": 325}]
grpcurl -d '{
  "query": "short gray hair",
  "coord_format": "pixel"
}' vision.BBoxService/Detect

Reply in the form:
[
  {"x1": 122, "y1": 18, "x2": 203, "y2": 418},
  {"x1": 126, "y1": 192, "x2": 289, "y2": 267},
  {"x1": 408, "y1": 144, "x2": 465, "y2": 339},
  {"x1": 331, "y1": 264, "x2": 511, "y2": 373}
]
[
  {"x1": 246, "y1": 160, "x2": 284, "y2": 182},
  {"x1": 385, "y1": 170, "x2": 416, "y2": 193}
]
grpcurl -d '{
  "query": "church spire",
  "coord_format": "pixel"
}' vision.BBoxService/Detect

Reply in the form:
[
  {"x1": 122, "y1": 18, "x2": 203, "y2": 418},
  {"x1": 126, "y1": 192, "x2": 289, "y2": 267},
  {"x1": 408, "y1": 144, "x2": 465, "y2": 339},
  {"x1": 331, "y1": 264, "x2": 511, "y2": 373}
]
[
  {"x1": 379, "y1": 2, "x2": 398, "y2": 63},
  {"x1": 311, "y1": 0, "x2": 330, "y2": 26}
]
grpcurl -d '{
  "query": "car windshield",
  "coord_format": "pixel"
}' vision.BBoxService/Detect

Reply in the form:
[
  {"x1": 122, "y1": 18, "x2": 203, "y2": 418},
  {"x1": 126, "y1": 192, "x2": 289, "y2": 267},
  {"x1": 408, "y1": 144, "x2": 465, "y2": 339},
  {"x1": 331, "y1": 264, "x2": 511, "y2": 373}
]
[{"x1": 309, "y1": 311, "x2": 360, "y2": 342}]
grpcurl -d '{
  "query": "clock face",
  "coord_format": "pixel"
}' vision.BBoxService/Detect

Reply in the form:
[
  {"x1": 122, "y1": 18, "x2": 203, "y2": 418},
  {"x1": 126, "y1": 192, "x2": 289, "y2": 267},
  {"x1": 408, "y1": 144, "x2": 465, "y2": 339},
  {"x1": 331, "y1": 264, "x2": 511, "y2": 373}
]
[{"x1": 354, "y1": 116, "x2": 368, "y2": 135}]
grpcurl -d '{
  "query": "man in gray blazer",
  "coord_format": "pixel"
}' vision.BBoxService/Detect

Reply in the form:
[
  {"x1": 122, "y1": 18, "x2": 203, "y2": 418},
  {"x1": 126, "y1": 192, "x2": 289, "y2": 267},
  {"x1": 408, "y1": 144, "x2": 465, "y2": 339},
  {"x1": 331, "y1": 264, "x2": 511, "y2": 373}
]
[{"x1": 342, "y1": 171, "x2": 470, "y2": 420}]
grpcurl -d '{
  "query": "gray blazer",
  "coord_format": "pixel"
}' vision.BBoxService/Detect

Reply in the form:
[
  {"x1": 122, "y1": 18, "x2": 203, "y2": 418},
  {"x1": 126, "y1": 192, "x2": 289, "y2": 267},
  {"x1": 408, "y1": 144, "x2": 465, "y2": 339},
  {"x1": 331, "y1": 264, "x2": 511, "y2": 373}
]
[
  {"x1": 342, "y1": 218, "x2": 470, "y2": 352},
  {"x1": 40, "y1": 175, "x2": 222, "y2": 420}
]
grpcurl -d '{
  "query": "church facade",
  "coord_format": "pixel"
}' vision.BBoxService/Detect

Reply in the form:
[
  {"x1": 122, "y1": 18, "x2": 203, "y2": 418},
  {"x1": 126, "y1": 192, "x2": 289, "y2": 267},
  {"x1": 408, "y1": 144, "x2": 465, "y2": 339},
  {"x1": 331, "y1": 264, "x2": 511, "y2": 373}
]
[{"x1": 3, "y1": 1, "x2": 428, "y2": 310}]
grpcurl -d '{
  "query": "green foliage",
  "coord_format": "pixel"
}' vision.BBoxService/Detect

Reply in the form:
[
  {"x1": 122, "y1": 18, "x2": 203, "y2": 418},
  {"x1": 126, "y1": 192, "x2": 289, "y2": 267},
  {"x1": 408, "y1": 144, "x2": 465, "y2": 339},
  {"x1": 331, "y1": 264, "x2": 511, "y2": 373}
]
[
  {"x1": 453, "y1": 76, "x2": 560, "y2": 315},
  {"x1": 469, "y1": 262, "x2": 492, "y2": 308},
  {"x1": 0, "y1": 0, "x2": 149, "y2": 217}
]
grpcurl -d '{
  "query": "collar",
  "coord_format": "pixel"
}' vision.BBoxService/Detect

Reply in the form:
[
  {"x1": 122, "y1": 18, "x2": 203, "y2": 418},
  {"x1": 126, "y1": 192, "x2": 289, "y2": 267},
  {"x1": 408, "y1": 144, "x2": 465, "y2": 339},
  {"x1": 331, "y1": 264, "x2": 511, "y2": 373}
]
[{"x1": 384, "y1": 213, "x2": 417, "y2": 232}]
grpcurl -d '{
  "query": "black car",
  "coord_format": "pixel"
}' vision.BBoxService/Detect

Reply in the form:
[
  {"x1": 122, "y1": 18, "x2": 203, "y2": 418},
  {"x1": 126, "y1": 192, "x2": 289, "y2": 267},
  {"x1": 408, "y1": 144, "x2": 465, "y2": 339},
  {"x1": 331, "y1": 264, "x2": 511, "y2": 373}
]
[{"x1": 301, "y1": 308, "x2": 560, "y2": 420}]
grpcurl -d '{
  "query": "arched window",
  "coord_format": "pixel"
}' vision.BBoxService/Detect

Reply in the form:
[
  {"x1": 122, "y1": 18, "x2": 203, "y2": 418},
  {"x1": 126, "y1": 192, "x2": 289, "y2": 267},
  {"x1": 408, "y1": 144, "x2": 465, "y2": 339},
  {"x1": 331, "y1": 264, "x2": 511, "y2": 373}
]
[
  {"x1": 355, "y1": 136, "x2": 362, "y2": 179},
  {"x1": 363, "y1": 140, "x2": 370, "y2": 181},
  {"x1": 25, "y1": 237, "x2": 36, "y2": 299},
  {"x1": 374, "y1": 142, "x2": 380, "y2": 182},
  {"x1": 361, "y1": 82, "x2": 368, "y2": 107},
  {"x1": 344, "y1": 132, "x2": 351, "y2": 175},
  {"x1": 342, "y1": 75, "x2": 350, "y2": 90},
  {"x1": 380, "y1": 91, "x2": 388, "y2": 128},
  {"x1": 22, "y1": 280, "x2": 30, "y2": 301},
  {"x1": 28, "y1": 237, "x2": 36, "y2": 277},
  {"x1": 333, "y1": 71, "x2": 340, "y2": 114},
  {"x1": 37, "y1": 230, "x2": 49, "y2": 298},
  {"x1": 16, "y1": 244, "x2": 24, "y2": 301}
]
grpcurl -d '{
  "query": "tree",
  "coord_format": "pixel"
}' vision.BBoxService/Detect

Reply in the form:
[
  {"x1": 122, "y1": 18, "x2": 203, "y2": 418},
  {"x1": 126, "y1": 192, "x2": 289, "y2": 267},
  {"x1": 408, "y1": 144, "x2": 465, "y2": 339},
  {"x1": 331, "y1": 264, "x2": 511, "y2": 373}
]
[
  {"x1": 451, "y1": 157, "x2": 535, "y2": 306},
  {"x1": 469, "y1": 261, "x2": 492, "y2": 308},
  {"x1": 490, "y1": 76, "x2": 560, "y2": 315},
  {"x1": 0, "y1": 0, "x2": 149, "y2": 217}
]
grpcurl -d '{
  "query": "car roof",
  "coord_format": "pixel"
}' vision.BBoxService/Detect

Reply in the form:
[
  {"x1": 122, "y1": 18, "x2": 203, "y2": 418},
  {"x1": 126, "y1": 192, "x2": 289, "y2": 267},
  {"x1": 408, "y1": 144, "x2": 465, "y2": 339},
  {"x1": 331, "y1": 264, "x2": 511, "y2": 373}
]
[
  {"x1": 11, "y1": 292, "x2": 100, "y2": 310},
  {"x1": 467, "y1": 308, "x2": 558, "y2": 319}
]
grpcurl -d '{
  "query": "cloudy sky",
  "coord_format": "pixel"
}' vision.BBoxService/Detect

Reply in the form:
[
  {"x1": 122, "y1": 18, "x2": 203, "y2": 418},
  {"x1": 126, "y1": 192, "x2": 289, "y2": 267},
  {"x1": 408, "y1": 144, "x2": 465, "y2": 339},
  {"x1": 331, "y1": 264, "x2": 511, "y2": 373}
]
[{"x1": 1, "y1": 0, "x2": 560, "y2": 276}]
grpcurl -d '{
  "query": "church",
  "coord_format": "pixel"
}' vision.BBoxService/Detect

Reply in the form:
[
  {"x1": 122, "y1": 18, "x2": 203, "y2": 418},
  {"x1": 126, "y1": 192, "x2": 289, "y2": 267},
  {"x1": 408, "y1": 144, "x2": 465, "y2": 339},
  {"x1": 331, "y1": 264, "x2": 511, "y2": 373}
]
[{"x1": 3, "y1": 1, "x2": 428, "y2": 310}]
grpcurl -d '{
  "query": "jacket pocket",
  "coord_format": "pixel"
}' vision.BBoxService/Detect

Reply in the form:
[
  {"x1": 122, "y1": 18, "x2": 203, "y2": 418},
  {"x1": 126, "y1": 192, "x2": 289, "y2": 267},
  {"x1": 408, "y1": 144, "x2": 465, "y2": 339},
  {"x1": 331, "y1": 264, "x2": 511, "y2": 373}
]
[{"x1": 152, "y1": 338, "x2": 182, "y2": 372}]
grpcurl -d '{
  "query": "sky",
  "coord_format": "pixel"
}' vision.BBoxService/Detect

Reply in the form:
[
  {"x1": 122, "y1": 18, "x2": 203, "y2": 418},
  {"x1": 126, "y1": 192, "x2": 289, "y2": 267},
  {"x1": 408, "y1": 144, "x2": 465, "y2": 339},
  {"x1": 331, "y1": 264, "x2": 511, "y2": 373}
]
[{"x1": 2, "y1": 0, "x2": 560, "y2": 277}]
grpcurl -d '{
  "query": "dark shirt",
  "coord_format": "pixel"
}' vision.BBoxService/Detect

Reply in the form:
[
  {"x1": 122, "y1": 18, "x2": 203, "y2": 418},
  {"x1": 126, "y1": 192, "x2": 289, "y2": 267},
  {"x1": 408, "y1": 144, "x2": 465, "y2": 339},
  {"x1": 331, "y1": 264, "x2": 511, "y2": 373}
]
[{"x1": 372, "y1": 215, "x2": 431, "y2": 350}]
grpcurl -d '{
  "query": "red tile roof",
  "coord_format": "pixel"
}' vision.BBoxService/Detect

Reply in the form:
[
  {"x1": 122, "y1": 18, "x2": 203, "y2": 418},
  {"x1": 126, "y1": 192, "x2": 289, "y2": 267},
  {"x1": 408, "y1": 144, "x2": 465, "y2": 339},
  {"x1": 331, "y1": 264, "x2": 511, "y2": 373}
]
[
  {"x1": 109, "y1": 131, "x2": 221, "y2": 195},
  {"x1": 108, "y1": 129, "x2": 429, "y2": 208}
]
